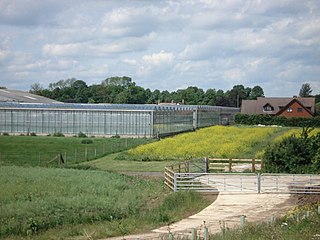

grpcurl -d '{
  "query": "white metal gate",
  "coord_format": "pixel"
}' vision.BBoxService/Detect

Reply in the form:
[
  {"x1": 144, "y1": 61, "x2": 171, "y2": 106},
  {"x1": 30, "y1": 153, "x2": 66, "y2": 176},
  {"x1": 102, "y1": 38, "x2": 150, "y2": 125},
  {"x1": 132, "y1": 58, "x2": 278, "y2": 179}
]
[{"x1": 170, "y1": 173, "x2": 320, "y2": 194}]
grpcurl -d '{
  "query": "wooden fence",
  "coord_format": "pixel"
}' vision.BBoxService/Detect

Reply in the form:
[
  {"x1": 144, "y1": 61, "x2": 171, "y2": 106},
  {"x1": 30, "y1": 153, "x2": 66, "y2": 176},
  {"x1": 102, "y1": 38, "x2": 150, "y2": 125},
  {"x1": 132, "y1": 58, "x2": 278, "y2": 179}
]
[{"x1": 205, "y1": 158, "x2": 263, "y2": 173}]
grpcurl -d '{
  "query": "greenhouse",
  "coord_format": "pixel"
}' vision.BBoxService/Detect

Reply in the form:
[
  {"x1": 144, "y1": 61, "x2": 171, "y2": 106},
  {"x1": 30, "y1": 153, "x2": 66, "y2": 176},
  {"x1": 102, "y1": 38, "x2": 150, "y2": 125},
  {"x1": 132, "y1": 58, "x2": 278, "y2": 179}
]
[{"x1": 0, "y1": 102, "x2": 239, "y2": 137}]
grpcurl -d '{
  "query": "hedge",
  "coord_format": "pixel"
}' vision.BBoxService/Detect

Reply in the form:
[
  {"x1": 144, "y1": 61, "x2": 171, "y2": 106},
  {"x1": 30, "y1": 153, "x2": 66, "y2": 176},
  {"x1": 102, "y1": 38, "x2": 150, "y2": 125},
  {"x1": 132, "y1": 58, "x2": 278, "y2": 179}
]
[{"x1": 235, "y1": 114, "x2": 320, "y2": 127}]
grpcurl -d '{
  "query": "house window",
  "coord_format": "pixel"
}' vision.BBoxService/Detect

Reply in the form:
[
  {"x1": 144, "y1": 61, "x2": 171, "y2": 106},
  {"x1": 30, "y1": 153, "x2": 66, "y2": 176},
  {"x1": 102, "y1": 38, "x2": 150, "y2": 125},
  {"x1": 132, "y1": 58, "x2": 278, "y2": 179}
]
[
  {"x1": 287, "y1": 107, "x2": 293, "y2": 113},
  {"x1": 297, "y1": 108, "x2": 303, "y2": 112},
  {"x1": 263, "y1": 104, "x2": 274, "y2": 112}
]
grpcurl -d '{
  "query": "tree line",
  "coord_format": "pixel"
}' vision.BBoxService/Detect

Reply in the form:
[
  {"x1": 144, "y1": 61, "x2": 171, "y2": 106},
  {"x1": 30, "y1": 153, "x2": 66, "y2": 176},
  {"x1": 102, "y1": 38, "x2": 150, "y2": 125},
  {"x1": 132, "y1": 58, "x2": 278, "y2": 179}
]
[{"x1": 30, "y1": 76, "x2": 265, "y2": 107}]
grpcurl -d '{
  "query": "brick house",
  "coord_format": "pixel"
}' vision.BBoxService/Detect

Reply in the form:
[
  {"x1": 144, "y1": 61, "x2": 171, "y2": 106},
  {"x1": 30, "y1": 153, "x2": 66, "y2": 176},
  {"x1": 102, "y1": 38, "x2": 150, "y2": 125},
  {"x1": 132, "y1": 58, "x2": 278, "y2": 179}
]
[{"x1": 241, "y1": 97, "x2": 316, "y2": 118}]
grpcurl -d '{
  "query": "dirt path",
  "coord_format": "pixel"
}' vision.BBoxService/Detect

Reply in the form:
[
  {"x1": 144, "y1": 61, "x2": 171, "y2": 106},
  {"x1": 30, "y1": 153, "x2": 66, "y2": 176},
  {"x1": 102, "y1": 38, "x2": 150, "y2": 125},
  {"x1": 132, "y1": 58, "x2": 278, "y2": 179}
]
[{"x1": 104, "y1": 192, "x2": 301, "y2": 240}]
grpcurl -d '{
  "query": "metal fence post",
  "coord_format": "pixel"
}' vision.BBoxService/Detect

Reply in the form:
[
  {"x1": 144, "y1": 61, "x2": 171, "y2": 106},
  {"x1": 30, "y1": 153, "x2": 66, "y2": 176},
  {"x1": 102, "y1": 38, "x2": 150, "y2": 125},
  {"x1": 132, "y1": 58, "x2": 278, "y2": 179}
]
[
  {"x1": 240, "y1": 215, "x2": 246, "y2": 227},
  {"x1": 203, "y1": 226, "x2": 208, "y2": 240},
  {"x1": 174, "y1": 173, "x2": 177, "y2": 192},
  {"x1": 257, "y1": 173, "x2": 261, "y2": 194},
  {"x1": 191, "y1": 228, "x2": 196, "y2": 240}
]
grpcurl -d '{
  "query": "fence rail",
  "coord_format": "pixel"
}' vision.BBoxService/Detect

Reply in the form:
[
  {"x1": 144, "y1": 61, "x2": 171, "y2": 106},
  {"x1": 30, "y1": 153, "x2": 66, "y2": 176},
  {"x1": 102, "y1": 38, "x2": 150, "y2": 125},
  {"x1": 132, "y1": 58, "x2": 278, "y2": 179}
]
[
  {"x1": 206, "y1": 158, "x2": 263, "y2": 173},
  {"x1": 164, "y1": 159, "x2": 320, "y2": 194}
]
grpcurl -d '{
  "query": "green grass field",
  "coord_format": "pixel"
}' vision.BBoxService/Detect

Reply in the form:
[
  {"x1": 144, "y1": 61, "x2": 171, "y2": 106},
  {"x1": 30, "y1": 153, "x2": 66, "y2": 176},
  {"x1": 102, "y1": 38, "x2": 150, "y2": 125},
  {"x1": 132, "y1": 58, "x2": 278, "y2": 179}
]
[
  {"x1": 0, "y1": 135, "x2": 153, "y2": 167},
  {"x1": 0, "y1": 166, "x2": 212, "y2": 239}
]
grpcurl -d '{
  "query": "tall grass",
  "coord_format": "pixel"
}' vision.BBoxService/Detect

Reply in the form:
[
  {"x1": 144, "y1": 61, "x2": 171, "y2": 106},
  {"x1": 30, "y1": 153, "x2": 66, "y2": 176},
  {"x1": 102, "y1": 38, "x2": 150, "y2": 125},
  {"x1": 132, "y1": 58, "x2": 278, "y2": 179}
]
[
  {"x1": 211, "y1": 205, "x2": 320, "y2": 240},
  {"x1": 0, "y1": 166, "x2": 162, "y2": 237},
  {"x1": 0, "y1": 166, "x2": 212, "y2": 239}
]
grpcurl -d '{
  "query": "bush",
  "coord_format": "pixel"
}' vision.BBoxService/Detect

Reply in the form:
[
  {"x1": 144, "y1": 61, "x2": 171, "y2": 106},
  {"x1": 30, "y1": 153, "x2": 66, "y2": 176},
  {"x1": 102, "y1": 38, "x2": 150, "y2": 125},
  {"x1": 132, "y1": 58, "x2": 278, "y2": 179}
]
[
  {"x1": 30, "y1": 132, "x2": 37, "y2": 136},
  {"x1": 52, "y1": 132, "x2": 65, "y2": 137},
  {"x1": 235, "y1": 114, "x2": 320, "y2": 127},
  {"x1": 2, "y1": 132, "x2": 9, "y2": 136},
  {"x1": 111, "y1": 135, "x2": 120, "y2": 138},
  {"x1": 81, "y1": 139, "x2": 93, "y2": 144},
  {"x1": 263, "y1": 128, "x2": 320, "y2": 173},
  {"x1": 77, "y1": 132, "x2": 87, "y2": 138}
]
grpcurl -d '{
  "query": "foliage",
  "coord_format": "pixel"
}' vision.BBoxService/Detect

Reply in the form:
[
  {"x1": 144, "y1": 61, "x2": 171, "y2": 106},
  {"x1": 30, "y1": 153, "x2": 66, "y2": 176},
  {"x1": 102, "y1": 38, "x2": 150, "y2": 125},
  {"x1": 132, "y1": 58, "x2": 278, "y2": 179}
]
[
  {"x1": 52, "y1": 132, "x2": 65, "y2": 137},
  {"x1": 124, "y1": 126, "x2": 284, "y2": 161},
  {"x1": 81, "y1": 139, "x2": 93, "y2": 144},
  {"x1": 235, "y1": 114, "x2": 320, "y2": 127},
  {"x1": 299, "y1": 83, "x2": 312, "y2": 97},
  {"x1": 211, "y1": 207, "x2": 320, "y2": 240},
  {"x1": 77, "y1": 132, "x2": 87, "y2": 138},
  {"x1": 316, "y1": 102, "x2": 320, "y2": 116},
  {"x1": 30, "y1": 78, "x2": 264, "y2": 106},
  {"x1": 263, "y1": 128, "x2": 320, "y2": 173}
]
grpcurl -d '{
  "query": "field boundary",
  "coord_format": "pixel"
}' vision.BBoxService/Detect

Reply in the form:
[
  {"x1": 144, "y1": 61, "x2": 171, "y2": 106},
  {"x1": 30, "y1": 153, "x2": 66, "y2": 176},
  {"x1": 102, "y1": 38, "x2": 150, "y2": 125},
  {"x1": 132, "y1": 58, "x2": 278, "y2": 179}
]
[{"x1": 164, "y1": 160, "x2": 320, "y2": 194}]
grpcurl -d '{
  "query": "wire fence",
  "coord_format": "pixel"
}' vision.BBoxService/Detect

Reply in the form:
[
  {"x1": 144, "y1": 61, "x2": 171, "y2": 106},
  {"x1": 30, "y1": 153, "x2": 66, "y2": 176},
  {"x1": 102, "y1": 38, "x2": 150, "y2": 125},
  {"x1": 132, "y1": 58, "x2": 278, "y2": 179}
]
[{"x1": 0, "y1": 140, "x2": 138, "y2": 167}]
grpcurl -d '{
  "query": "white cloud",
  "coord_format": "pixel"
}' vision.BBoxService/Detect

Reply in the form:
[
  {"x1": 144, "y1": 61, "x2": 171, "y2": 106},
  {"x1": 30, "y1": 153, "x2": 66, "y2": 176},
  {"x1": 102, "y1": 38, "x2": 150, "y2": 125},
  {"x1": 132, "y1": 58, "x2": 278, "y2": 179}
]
[
  {"x1": 142, "y1": 50, "x2": 174, "y2": 66},
  {"x1": 0, "y1": 0, "x2": 319, "y2": 96}
]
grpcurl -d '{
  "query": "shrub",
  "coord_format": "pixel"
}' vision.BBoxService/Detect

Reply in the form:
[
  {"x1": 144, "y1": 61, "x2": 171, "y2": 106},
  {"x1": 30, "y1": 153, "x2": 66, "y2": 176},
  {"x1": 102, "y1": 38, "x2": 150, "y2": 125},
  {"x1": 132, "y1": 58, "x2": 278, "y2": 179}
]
[
  {"x1": 52, "y1": 132, "x2": 65, "y2": 137},
  {"x1": 81, "y1": 139, "x2": 93, "y2": 144},
  {"x1": 30, "y1": 132, "x2": 37, "y2": 136},
  {"x1": 111, "y1": 135, "x2": 120, "y2": 138},
  {"x1": 235, "y1": 114, "x2": 320, "y2": 127},
  {"x1": 77, "y1": 132, "x2": 87, "y2": 138},
  {"x1": 2, "y1": 132, "x2": 9, "y2": 136},
  {"x1": 263, "y1": 128, "x2": 320, "y2": 173}
]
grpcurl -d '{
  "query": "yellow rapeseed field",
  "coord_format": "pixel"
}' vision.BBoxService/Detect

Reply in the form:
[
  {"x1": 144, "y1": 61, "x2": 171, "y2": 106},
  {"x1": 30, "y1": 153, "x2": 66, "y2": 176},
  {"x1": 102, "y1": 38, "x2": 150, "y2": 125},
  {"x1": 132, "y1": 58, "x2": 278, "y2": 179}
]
[{"x1": 127, "y1": 126, "x2": 285, "y2": 160}]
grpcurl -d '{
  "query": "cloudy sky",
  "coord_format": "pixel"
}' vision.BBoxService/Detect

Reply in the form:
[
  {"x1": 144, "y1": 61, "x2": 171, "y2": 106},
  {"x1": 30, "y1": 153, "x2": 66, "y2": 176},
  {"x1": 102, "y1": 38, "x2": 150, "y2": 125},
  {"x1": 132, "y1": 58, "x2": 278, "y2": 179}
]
[{"x1": 0, "y1": 0, "x2": 319, "y2": 97}]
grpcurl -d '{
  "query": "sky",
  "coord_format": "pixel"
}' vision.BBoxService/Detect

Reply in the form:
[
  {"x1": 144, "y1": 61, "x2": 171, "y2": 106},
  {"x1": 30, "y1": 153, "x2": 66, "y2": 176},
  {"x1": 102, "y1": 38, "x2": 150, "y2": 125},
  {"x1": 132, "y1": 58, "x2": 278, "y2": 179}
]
[{"x1": 0, "y1": 0, "x2": 319, "y2": 97}]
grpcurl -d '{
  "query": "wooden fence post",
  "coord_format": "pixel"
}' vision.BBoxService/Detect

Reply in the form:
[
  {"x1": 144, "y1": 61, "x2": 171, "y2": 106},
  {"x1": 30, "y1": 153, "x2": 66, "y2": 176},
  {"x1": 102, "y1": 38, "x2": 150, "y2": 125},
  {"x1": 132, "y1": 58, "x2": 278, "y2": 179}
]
[
  {"x1": 204, "y1": 158, "x2": 209, "y2": 173},
  {"x1": 252, "y1": 159, "x2": 255, "y2": 172},
  {"x1": 186, "y1": 161, "x2": 190, "y2": 173},
  {"x1": 228, "y1": 158, "x2": 232, "y2": 172}
]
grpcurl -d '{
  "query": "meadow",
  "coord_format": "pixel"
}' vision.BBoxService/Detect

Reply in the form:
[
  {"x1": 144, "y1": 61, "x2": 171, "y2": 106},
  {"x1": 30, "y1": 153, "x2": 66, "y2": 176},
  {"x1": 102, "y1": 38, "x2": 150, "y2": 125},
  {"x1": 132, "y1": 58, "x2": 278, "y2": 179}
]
[
  {"x1": 0, "y1": 135, "x2": 153, "y2": 167},
  {"x1": 0, "y1": 166, "x2": 212, "y2": 239}
]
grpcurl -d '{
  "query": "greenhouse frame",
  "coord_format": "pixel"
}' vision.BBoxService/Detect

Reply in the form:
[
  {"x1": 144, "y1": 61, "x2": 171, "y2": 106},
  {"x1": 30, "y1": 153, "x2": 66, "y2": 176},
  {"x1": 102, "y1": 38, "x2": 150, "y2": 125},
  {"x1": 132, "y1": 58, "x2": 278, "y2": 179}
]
[{"x1": 0, "y1": 102, "x2": 239, "y2": 138}]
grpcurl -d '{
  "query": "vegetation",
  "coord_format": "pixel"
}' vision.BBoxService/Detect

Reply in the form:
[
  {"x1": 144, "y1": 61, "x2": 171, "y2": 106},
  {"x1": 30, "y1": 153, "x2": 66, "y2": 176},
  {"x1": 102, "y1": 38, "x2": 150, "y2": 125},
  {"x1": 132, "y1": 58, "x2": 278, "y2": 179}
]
[
  {"x1": 235, "y1": 114, "x2": 320, "y2": 127},
  {"x1": 122, "y1": 126, "x2": 287, "y2": 161},
  {"x1": 30, "y1": 77, "x2": 265, "y2": 107},
  {"x1": 212, "y1": 213, "x2": 320, "y2": 240},
  {"x1": 299, "y1": 83, "x2": 313, "y2": 97},
  {"x1": 0, "y1": 166, "x2": 212, "y2": 239},
  {"x1": 263, "y1": 127, "x2": 320, "y2": 173},
  {"x1": 0, "y1": 135, "x2": 153, "y2": 167}
]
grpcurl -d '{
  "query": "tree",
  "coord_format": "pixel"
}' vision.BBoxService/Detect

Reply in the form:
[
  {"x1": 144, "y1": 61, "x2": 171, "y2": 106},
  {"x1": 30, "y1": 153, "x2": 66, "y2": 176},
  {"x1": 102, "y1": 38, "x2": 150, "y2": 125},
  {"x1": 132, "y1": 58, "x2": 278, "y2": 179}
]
[
  {"x1": 102, "y1": 76, "x2": 134, "y2": 88},
  {"x1": 299, "y1": 83, "x2": 312, "y2": 97},
  {"x1": 30, "y1": 83, "x2": 43, "y2": 94},
  {"x1": 249, "y1": 86, "x2": 264, "y2": 100}
]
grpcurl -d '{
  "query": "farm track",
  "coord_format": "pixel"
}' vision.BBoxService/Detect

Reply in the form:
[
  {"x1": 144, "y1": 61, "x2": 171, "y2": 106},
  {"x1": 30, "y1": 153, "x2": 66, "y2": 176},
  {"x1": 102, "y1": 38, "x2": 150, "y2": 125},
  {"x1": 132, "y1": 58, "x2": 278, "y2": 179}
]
[{"x1": 105, "y1": 173, "x2": 320, "y2": 240}]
